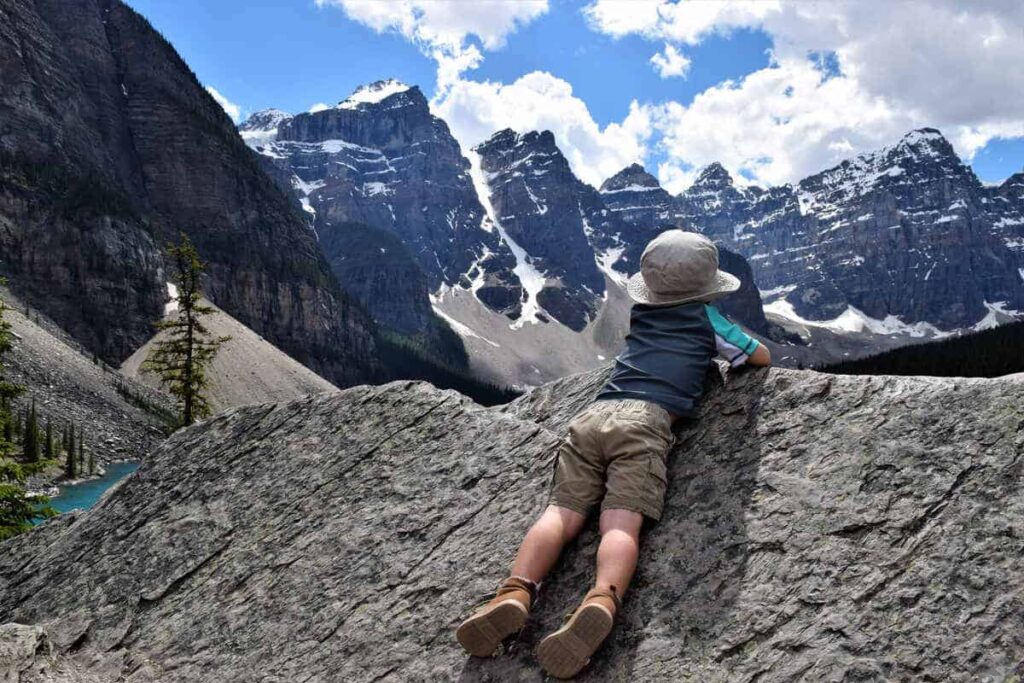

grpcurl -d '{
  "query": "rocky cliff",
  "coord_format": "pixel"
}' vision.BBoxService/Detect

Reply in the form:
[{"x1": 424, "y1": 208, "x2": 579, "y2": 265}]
[
  {"x1": 240, "y1": 81, "x2": 522, "y2": 333},
  {"x1": 0, "y1": 0, "x2": 378, "y2": 385},
  {"x1": 672, "y1": 130, "x2": 1024, "y2": 330},
  {"x1": 2, "y1": 364, "x2": 1021, "y2": 681}
]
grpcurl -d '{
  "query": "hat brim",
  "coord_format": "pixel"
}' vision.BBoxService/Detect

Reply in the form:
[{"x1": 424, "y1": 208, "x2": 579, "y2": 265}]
[{"x1": 625, "y1": 269, "x2": 741, "y2": 306}]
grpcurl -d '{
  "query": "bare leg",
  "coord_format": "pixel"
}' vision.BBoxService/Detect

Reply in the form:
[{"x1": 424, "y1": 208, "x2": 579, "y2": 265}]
[
  {"x1": 595, "y1": 508, "x2": 644, "y2": 597},
  {"x1": 510, "y1": 505, "x2": 587, "y2": 584}
]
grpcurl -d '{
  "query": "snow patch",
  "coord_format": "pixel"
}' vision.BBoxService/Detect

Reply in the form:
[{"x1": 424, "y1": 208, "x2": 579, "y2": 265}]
[
  {"x1": 338, "y1": 79, "x2": 410, "y2": 109},
  {"x1": 973, "y1": 300, "x2": 1022, "y2": 331},
  {"x1": 466, "y1": 150, "x2": 548, "y2": 328},
  {"x1": 596, "y1": 246, "x2": 628, "y2": 287},
  {"x1": 601, "y1": 184, "x2": 661, "y2": 195},
  {"x1": 764, "y1": 299, "x2": 949, "y2": 338},
  {"x1": 759, "y1": 284, "x2": 797, "y2": 300},
  {"x1": 165, "y1": 282, "x2": 179, "y2": 316},
  {"x1": 430, "y1": 297, "x2": 501, "y2": 348}
]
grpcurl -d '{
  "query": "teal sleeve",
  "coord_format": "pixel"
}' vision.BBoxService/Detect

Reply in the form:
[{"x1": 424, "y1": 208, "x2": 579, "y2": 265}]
[{"x1": 705, "y1": 304, "x2": 760, "y2": 357}]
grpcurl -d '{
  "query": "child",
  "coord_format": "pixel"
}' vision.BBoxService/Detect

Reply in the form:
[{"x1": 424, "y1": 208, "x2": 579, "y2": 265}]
[{"x1": 455, "y1": 230, "x2": 771, "y2": 678}]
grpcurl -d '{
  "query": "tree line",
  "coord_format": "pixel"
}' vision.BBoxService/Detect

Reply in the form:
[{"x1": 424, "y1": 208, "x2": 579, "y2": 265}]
[{"x1": 819, "y1": 320, "x2": 1024, "y2": 378}]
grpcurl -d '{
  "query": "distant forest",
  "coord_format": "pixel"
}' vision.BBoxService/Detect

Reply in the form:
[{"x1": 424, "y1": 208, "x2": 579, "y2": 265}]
[{"x1": 820, "y1": 320, "x2": 1024, "y2": 378}]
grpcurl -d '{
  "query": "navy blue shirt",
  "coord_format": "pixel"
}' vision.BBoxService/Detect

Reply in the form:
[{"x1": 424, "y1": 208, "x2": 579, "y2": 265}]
[{"x1": 596, "y1": 303, "x2": 760, "y2": 417}]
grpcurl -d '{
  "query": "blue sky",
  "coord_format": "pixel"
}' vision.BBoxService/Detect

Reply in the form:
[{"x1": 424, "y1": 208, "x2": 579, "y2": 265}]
[{"x1": 125, "y1": 0, "x2": 1023, "y2": 189}]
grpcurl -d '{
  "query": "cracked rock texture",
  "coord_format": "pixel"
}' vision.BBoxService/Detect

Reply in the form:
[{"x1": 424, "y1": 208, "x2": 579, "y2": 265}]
[{"x1": 1, "y1": 366, "x2": 1023, "y2": 681}]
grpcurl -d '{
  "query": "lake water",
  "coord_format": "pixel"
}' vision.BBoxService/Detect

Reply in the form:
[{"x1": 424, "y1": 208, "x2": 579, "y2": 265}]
[{"x1": 42, "y1": 461, "x2": 140, "y2": 518}]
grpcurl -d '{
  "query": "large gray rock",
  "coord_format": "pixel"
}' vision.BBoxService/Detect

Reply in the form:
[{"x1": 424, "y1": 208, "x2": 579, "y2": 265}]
[{"x1": 1, "y1": 366, "x2": 1022, "y2": 681}]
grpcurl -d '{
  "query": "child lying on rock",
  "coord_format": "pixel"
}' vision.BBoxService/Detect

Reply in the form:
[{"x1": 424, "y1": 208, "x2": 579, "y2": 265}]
[{"x1": 455, "y1": 229, "x2": 771, "y2": 678}]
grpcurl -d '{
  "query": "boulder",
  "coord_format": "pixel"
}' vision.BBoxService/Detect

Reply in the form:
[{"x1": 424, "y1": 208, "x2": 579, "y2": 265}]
[{"x1": 1, "y1": 366, "x2": 1022, "y2": 681}]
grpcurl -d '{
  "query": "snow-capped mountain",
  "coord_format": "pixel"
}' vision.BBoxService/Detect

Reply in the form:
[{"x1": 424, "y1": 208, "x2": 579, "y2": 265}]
[
  {"x1": 472, "y1": 129, "x2": 616, "y2": 330},
  {"x1": 241, "y1": 83, "x2": 524, "y2": 342},
  {"x1": 679, "y1": 129, "x2": 1024, "y2": 332},
  {"x1": 240, "y1": 80, "x2": 1023, "y2": 385}
]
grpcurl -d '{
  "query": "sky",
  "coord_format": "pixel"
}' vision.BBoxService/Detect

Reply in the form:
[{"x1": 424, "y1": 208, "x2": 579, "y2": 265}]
[{"x1": 126, "y1": 0, "x2": 1024, "y2": 191}]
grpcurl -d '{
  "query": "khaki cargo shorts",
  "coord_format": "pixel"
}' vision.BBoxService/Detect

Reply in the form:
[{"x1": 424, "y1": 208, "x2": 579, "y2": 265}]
[{"x1": 549, "y1": 399, "x2": 675, "y2": 521}]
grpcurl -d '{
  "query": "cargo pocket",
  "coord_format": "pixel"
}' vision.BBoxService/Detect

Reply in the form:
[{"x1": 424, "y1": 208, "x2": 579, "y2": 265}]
[{"x1": 646, "y1": 453, "x2": 669, "y2": 520}]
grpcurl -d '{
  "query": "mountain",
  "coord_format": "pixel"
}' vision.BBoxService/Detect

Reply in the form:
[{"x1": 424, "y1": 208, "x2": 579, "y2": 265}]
[
  {"x1": 673, "y1": 129, "x2": 1024, "y2": 331},
  {"x1": 473, "y1": 129, "x2": 614, "y2": 331},
  {"x1": 2, "y1": 365, "x2": 1022, "y2": 681},
  {"x1": 240, "y1": 81, "x2": 522, "y2": 340},
  {"x1": 0, "y1": 0, "x2": 378, "y2": 387}
]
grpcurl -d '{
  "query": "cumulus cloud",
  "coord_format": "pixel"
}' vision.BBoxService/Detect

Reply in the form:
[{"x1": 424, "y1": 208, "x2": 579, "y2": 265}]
[
  {"x1": 319, "y1": 0, "x2": 643, "y2": 187},
  {"x1": 649, "y1": 43, "x2": 690, "y2": 79},
  {"x1": 317, "y1": 0, "x2": 548, "y2": 90},
  {"x1": 433, "y1": 71, "x2": 652, "y2": 188},
  {"x1": 585, "y1": 0, "x2": 1024, "y2": 187},
  {"x1": 205, "y1": 86, "x2": 241, "y2": 123}
]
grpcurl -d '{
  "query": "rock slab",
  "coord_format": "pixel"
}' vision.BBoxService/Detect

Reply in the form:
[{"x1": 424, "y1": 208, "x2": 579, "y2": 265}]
[{"x1": 1, "y1": 366, "x2": 1022, "y2": 681}]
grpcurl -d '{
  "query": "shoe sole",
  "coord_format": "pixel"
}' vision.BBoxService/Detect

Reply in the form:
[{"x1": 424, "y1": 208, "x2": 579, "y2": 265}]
[
  {"x1": 536, "y1": 603, "x2": 614, "y2": 679},
  {"x1": 455, "y1": 600, "x2": 528, "y2": 657}
]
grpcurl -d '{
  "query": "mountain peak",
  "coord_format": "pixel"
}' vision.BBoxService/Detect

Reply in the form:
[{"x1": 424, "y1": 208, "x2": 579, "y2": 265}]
[
  {"x1": 600, "y1": 163, "x2": 661, "y2": 193},
  {"x1": 692, "y1": 162, "x2": 733, "y2": 188},
  {"x1": 239, "y1": 108, "x2": 292, "y2": 132},
  {"x1": 337, "y1": 79, "x2": 414, "y2": 110},
  {"x1": 892, "y1": 127, "x2": 958, "y2": 162}
]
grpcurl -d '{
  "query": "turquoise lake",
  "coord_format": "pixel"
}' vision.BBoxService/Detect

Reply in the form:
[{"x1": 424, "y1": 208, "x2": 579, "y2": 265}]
[{"x1": 41, "y1": 461, "x2": 140, "y2": 519}]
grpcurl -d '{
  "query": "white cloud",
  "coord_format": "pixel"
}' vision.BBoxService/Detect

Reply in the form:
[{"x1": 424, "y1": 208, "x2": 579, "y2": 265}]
[
  {"x1": 309, "y1": 102, "x2": 331, "y2": 113},
  {"x1": 318, "y1": 0, "x2": 548, "y2": 90},
  {"x1": 585, "y1": 0, "x2": 779, "y2": 44},
  {"x1": 206, "y1": 86, "x2": 241, "y2": 123},
  {"x1": 585, "y1": 0, "x2": 1024, "y2": 187},
  {"x1": 433, "y1": 71, "x2": 652, "y2": 188},
  {"x1": 649, "y1": 43, "x2": 690, "y2": 79}
]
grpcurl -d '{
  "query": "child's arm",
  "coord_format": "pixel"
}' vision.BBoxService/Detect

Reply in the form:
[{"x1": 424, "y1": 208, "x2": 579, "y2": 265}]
[{"x1": 705, "y1": 304, "x2": 771, "y2": 367}]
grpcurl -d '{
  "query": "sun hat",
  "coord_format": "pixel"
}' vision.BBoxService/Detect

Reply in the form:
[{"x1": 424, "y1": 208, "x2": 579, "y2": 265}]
[{"x1": 625, "y1": 230, "x2": 740, "y2": 306}]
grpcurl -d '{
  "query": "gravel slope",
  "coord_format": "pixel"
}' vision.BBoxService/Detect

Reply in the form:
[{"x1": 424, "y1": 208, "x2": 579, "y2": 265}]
[
  {"x1": 120, "y1": 294, "x2": 337, "y2": 413},
  {"x1": 2, "y1": 288, "x2": 170, "y2": 476}
]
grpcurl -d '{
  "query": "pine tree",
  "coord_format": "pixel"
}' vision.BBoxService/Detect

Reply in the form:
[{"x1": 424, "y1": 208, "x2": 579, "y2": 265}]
[
  {"x1": 0, "y1": 284, "x2": 54, "y2": 539},
  {"x1": 65, "y1": 423, "x2": 76, "y2": 480},
  {"x1": 22, "y1": 398, "x2": 39, "y2": 462},
  {"x1": 143, "y1": 234, "x2": 230, "y2": 426},
  {"x1": 44, "y1": 419, "x2": 53, "y2": 461}
]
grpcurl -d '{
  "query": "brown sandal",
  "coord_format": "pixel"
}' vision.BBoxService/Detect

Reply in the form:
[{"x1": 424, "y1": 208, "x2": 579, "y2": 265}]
[
  {"x1": 536, "y1": 586, "x2": 621, "y2": 679},
  {"x1": 456, "y1": 577, "x2": 538, "y2": 657}
]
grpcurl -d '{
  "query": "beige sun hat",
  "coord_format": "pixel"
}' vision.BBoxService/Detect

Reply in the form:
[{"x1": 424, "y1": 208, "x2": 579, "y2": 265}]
[{"x1": 625, "y1": 230, "x2": 740, "y2": 306}]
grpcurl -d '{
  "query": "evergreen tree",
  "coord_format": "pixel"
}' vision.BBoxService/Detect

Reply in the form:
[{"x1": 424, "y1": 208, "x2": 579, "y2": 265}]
[
  {"x1": 2, "y1": 399, "x2": 12, "y2": 445},
  {"x1": 22, "y1": 398, "x2": 39, "y2": 463},
  {"x1": 0, "y1": 284, "x2": 54, "y2": 539},
  {"x1": 143, "y1": 234, "x2": 230, "y2": 426},
  {"x1": 44, "y1": 419, "x2": 53, "y2": 461},
  {"x1": 65, "y1": 424, "x2": 76, "y2": 480}
]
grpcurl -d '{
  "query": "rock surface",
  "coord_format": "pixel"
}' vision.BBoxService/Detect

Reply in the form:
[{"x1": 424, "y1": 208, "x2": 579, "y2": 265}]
[{"x1": 2, "y1": 364, "x2": 1022, "y2": 681}]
